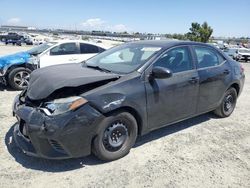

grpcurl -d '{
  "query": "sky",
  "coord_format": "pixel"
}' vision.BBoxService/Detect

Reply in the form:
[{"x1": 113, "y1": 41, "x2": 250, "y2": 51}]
[{"x1": 0, "y1": 0, "x2": 249, "y2": 37}]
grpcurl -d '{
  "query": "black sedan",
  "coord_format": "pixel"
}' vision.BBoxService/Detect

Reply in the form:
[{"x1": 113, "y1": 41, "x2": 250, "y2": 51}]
[{"x1": 12, "y1": 41, "x2": 245, "y2": 161}]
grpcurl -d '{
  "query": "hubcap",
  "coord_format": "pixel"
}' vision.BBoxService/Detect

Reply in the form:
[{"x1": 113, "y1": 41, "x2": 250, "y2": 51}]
[
  {"x1": 224, "y1": 94, "x2": 234, "y2": 112},
  {"x1": 103, "y1": 122, "x2": 128, "y2": 152},
  {"x1": 13, "y1": 71, "x2": 30, "y2": 88}
]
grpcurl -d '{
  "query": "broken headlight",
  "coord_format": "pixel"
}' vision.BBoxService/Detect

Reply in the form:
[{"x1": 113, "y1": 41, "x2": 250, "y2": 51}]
[
  {"x1": 28, "y1": 57, "x2": 39, "y2": 65},
  {"x1": 43, "y1": 96, "x2": 88, "y2": 115}
]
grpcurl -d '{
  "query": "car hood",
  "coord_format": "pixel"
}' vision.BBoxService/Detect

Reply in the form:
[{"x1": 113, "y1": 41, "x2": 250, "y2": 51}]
[
  {"x1": 27, "y1": 63, "x2": 120, "y2": 100},
  {"x1": 0, "y1": 52, "x2": 30, "y2": 69}
]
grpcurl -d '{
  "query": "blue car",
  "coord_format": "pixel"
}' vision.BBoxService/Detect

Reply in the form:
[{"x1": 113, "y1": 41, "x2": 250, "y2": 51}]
[{"x1": 0, "y1": 43, "x2": 55, "y2": 90}]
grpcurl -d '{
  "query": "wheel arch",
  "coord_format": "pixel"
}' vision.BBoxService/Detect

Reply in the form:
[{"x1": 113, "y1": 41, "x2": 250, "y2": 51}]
[
  {"x1": 5, "y1": 63, "x2": 35, "y2": 77},
  {"x1": 103, "y1": 106, "x2": 143, "y2": 136},
  {"x1": 228, "y1": 82, "x2": 240, "y2": 96}
]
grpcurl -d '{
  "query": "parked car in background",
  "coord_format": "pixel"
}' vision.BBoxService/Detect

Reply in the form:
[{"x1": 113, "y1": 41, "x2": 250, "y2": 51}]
[
  {"x1": 0, "y1": 42, "x2": 56, "y2": 90},
  {"x1": 5, "y1": 39, "x2": 22, "y2": 46},
  {"x1": 234, "y1": 48, "x2": 250, "y2": 62},
  {"x1": 13, "y1": 41, "x2": 245, "y2": 161},
  {"x1": 223, "y1": 48, "x2": 238, "y2": 59},
  {"x1": 0, "y1": 32, "x2": 25, "y2": 46},
  {"x1": 36, "y1": 40, "x2": 108, "y2": 68},
  {"x1": 0, "y1": 41, "x2": 108, "y2": 90},
  {"x1": 24, "y1": 38, "x2": 34, "y2": 45},
  {"x1": 32, "y1": 38, "x2": 47, "y2": 45},
  {"x1": 0, "y1": 32, "x2": 24, "y2": 43}
]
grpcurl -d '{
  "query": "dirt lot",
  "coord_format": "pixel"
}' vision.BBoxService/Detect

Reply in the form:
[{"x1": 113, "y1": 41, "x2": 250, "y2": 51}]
[
  {"x1": 0, "y1": 44, "x2": 32, "y2": 56},
  {"x1": 0, "y1": 46, "x2": 250, "y2": 188}
]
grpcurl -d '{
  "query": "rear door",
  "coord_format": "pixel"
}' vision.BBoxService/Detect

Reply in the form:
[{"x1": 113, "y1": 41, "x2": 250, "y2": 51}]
[
  {"x1": 192, "y1": 45, "x2": 231, "y2": 113},
  {"x1": 78, "y1": 43, "x2": 105, "y2": 62},
  {"x1": 39, "y1": 42, "x2": 79, "y2": 67},
  {"x1": 145, "y1": 46, "x2": 199, "y2": 130}
]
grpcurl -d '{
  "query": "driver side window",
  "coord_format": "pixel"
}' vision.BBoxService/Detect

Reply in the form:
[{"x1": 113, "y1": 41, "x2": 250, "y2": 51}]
[
  {"x1": 50, "y1": 43, "x2": 78, "y2": 55},
  {"x1": 153, "y1": 46, "x2": 193, "y2": 73}
]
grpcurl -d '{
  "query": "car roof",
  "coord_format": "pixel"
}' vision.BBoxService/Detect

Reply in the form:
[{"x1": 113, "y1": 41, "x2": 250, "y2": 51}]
[{"x1": 127, "y1": 40, "x2": 215, "y2": 49}]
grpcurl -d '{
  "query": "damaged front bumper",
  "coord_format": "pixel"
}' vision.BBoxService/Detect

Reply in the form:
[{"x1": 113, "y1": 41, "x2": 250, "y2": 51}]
[
  {"x1": 0, "y1": 68, "x2": 6, "y2": 85},
  {"x1": 13, "y1": 95, "x2": 104, "y2": 159},
  {"x1": 0, "y1": 76, "x2": 6, "y2": 85}
]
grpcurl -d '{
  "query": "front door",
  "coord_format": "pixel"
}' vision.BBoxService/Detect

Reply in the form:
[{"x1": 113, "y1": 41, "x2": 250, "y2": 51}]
[
  {"x1": 39, "y1": 42, "x2": 79, "y2": 68},
  {"x1": 145, "y1": 46, "x2": 199, "y2": 130}
]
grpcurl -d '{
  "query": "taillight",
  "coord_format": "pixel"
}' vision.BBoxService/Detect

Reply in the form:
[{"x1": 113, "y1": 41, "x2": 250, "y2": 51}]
[{"x1": 240, "y1": 63, "x2": 244, "y2": 73}]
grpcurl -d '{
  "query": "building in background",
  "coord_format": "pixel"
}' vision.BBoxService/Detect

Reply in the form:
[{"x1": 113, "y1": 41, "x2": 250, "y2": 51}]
[{"x1": 0, "y1": 25, "x2": 36, "y2": 31}]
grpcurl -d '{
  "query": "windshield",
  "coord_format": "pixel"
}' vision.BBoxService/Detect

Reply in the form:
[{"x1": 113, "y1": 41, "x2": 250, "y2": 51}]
[
  {"x1": 239, "y1": 49, "x2": 250, "y2": 53},
  {"x1": 26, "y1": 42, "x2": 57, "y2": 55},
  {"x1": 85, "y1": 43, "x2": 162, "y2": 74}
]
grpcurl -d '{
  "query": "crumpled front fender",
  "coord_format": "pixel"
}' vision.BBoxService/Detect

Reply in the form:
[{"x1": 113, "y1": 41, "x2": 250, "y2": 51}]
[{"x1": 0, "y1": 52, "x2": 31, "y2": 76}]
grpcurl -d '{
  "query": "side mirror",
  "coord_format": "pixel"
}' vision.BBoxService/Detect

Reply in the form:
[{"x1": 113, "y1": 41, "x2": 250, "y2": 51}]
[{"x1": 151, "y1": 66, "x2": 173, "y2": 79}]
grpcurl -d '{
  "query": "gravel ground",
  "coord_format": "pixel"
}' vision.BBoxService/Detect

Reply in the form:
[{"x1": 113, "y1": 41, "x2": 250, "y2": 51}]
[
  {"x1": 0, "y1": 46, "x2": 250, "y2": 188},
  {"x1": 0, "y1": 44, "x2": 32, "y2": 56}
]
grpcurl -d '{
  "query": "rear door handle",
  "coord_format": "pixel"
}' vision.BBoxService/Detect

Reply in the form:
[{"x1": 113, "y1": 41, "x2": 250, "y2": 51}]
[
  {"x1": 189, "y1": 77, "x2": 199, "y2": 84},
  {"x1": 223, "y1": 69, "x2": 230, "y2": 75}
]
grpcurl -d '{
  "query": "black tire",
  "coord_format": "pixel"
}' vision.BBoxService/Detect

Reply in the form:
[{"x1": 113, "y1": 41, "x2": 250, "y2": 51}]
[
  {"x1": 214, "y1": 88, "x2": 237, "y2": 118},
  {"x1": 92, "y1": 111, "x2": 138, "y2": 161},
  {"x1": 7, "y1": 67, "x2": 31, "y2": 90}
]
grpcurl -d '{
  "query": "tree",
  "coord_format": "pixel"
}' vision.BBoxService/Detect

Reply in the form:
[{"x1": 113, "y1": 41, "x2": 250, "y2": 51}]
[
  {"x1": 186, "y1": 22, "x2": 213, "y2": 43},
  {"x1": 165, "y1": 33, "x2": 187, "y2": 40},
  {"x1": 172, "y1": 33, "x2": 187, "y2": 40}
]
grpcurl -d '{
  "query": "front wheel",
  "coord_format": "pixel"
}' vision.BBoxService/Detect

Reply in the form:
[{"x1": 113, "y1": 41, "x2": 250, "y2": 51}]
[
  {"x1": 214, "y1": 88, "x2": 237, "y2": 118},
  {"x1": 7, "y1": 67, "x2": 31, "y2": 90},
  {"x1": 92, "y1": 111, "x2": 138, "y2": 161}
]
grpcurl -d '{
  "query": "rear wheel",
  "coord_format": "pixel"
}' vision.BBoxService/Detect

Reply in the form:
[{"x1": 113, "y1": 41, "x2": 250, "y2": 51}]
[
  {"x1": 92, "y1": 111, "x2": 138, "y2": 161},
  {"x1": 214, "y1": 88, "x2": 237, "y2": 118},
  {"x1": 7, "y1": 67, "x2": 31, "y2": 90}
]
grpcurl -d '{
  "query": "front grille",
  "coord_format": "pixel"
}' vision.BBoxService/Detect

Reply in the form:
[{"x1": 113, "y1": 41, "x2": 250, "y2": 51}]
[{"x1": 49, "y1": 140, "x2": 66, "y2": 154}]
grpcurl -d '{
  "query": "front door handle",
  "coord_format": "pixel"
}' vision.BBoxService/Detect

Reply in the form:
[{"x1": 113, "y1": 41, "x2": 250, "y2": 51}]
[
  {"x1": 223, "y1": 69, "x2": 230, "y2": 75},
  {"x1": 189, "y1": 77, "x2": 199, "y2": 84}
]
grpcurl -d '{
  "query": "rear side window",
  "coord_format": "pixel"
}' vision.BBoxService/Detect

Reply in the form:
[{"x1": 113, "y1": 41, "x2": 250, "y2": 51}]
[
  {"x1": 80, "y1": 43, "x2": 101, "y2": 54},
  {"x1": 194, "y1": 46, "x2": 225, "y2": 68},
  {"x1": 50, "y1": 43, "x2": 78, "y2": 55},
  {"x1": 153, "y1": 46, "x2": 193, "y2": 73}
]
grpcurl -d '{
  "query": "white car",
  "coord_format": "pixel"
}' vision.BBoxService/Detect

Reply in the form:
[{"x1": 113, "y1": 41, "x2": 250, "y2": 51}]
[
  {"x1": 234, "y1": 48, "x2": 250, "y2": 62},
  {"x1": 224, "y1": 48, "x2": 238, "y2": 59},
  {"x1": 0, "y1": 41, "x2": 108, "y2": 90},
  {"x1": 31, "y1": 40, "x2": 109, "y2": 68}
]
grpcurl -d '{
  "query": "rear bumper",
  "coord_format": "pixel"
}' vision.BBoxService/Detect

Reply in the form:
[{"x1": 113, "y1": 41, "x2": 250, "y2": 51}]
[
  {"x1": 238, "y1": 73, "x2": 245, "y2": 97},
  {"x1": 13, "y1": 102, "x2": 104, "y2": 159}
]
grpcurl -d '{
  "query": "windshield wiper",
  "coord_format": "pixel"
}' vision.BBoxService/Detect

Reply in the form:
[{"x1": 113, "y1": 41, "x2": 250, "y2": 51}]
[{"x1": 86, "y1": 65, "x2": 112, "y2": 73}]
